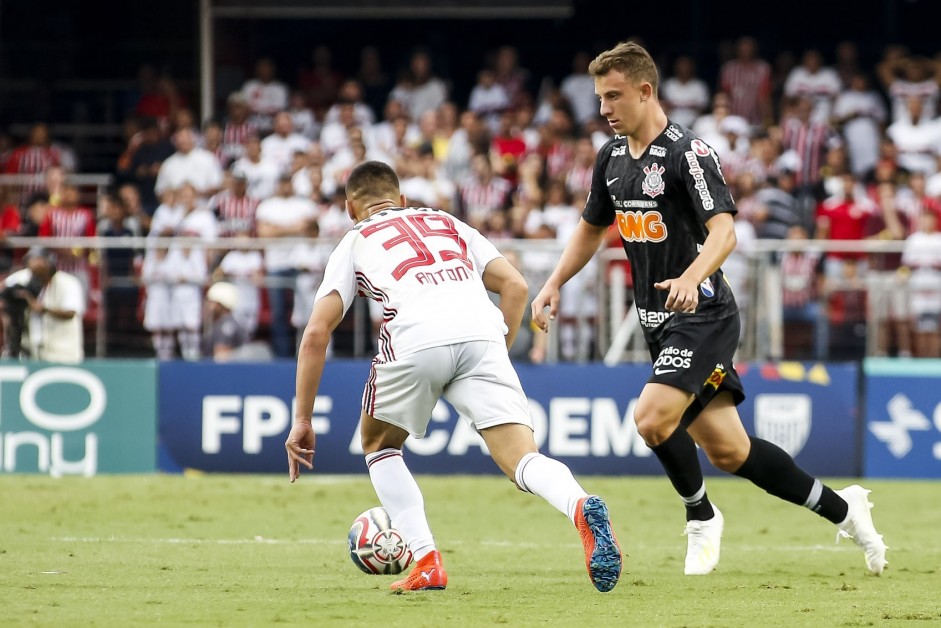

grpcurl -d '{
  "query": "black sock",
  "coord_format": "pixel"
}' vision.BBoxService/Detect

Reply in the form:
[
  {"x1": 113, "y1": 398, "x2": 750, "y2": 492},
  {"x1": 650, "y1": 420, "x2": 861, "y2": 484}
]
[
  {"x1": 733, "y1": 437, "x2": 849, "y2": 524},
  {"x1": 651, "y1": 427, "x2": 715, "y2": 522}
]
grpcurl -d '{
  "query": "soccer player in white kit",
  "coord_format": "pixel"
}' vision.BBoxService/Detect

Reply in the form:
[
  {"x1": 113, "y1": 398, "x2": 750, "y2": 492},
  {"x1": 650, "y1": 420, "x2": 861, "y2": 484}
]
[{"x1": 285, "y1": 161, "x2": 622, "y2": 593}]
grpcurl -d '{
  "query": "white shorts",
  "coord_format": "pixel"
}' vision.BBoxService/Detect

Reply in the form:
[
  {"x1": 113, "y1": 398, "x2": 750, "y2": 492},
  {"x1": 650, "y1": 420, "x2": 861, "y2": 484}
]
[
  {"x1": 867, "y1": 270, "x2": 909, "y2": 320},
  {"x1": 362, "y1": 340, "x2": 533, "y2": 438},
  {"x1": 143, "y1": 283, "x2": 171, "y2": 331},
  {"x1": 170, "y1": 284, "x2": 203, "y2": 330}
]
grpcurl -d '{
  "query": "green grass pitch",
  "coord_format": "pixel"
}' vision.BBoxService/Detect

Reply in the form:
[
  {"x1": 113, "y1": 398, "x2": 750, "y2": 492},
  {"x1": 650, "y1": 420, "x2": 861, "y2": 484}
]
[{"x1": 0, "y1": 474, "x2": 938, "y2": 626}]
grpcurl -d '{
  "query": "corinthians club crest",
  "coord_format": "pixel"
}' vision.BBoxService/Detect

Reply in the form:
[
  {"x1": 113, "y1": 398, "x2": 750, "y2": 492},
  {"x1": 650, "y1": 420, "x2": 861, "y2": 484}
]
[{"x1": 642, "y1": 163, "x2": 666, "y2": 198}]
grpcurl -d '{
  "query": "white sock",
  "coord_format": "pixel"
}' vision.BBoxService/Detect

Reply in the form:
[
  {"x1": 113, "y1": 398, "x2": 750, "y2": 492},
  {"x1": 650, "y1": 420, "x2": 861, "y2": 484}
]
[
  {"x1": 153, "y1": 333, "x2": 176, "y2": 360},
  {"x1": 514, "y1": 452, "x2": 589, "y2": 524},
  {"x1": 178, "y1": 330, "x2": 201, "y2": 361},
  {"x1": 365, "y1": 449, "x2": 436, "y2": 561}
]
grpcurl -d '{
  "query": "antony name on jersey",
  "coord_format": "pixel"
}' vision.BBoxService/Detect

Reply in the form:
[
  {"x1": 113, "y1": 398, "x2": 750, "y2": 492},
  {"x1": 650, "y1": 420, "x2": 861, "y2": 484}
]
[{"x1": 583, "y1": 122, "x2": 739, "y2": 339}]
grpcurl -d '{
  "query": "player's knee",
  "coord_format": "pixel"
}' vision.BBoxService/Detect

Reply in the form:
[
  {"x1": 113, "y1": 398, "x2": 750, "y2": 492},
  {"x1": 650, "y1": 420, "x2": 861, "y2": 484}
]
[
  {"x1": 703, "y1": 445, "x2": 748, "y2": 472},
  {"x1": 633, "y1": 405, "x2": 681, "y2": 446}
]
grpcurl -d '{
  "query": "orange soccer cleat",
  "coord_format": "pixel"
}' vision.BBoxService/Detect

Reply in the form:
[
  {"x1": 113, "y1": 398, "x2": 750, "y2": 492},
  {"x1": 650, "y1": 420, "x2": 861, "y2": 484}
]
[
  {"x1": 390, "y1": 549, "x2": 448, "y2": 591},
  {"x1": 574, "y1": 495, "x2": 622, "y2": 592}
]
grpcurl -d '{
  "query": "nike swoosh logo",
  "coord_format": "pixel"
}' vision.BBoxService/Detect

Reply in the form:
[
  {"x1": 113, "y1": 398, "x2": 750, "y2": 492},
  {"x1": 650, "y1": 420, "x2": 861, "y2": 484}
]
[
  {"x1": 606, "y1": 177, "x2": 619, "y2": 186},
  {"x1": 654, "y1": 368, "x2": 677, "y2": 375}
]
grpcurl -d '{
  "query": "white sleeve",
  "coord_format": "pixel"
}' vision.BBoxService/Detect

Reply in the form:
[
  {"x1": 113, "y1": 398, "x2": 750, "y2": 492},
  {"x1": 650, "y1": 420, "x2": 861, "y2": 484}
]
[
  {"x1": 154, "y1": 161, "x2": 171, "y2": 195},
  {"x1": 460, "y1": 222, "x2": 503, "y2": 276},
  {"x1": 206, "y1": 155, "x2": 224, "y2": 191},
  {"x1": 783, "y1": 69, "x2": 801, "y2": 97},
  {"x1": 314, "y1": 233, "x2": 358, "y2": 311},
  {"x1": 55, "y1": 274, "x2": 86, "y2": 315}
]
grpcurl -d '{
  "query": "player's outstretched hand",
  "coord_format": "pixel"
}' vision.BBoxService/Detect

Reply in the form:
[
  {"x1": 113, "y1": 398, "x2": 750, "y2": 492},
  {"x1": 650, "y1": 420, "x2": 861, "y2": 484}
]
[
  {"x1": 531, "y1": 284, "x2": 561, "y2": 332},
  {"x1": 285, "y1": 421, "x2": 316, "y2": 483},
  {"x1": 655, "y1": 277, "x2": 699, "y2": 313}
]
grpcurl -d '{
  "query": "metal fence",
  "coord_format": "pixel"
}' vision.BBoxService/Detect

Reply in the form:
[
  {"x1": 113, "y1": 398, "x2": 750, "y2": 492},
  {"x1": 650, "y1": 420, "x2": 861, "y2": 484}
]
[{"x1": 0, "y1": 235, "x2": 915, "y2": 362}]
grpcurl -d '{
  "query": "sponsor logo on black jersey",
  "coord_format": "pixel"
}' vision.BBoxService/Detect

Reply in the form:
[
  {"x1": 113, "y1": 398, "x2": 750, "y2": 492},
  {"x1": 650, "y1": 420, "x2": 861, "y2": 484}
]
[
  {"x1": 690, "y1": 139, "x2": 711, "y2": 157},
  {"x1": 684, "y1": 151, "x2": 715, "y2": 211},
  {"x1": 665, "y1": 125, "x2": 684, "y2": 142},
  {"x1": 650, "y1": 145, "x2": 667, "y2": 157},
  {"x1": 611, "y1": 145, "x2": 627, "y2": 157},
  {"x1": 638, "y1": 307, "x2": 673, "y2": 328},
  {"x1": 642, "y1": 163, "x2": 666, "y2": 198},
  {"x1": 700, "y1": 277, "x2": 715, "y2": 297},
  {"x1": 654, "y1": 346, "x2": 693, "y2": 374},
  {"x1": 615, "y1": 210, "x2": 667, "y2": 243}
]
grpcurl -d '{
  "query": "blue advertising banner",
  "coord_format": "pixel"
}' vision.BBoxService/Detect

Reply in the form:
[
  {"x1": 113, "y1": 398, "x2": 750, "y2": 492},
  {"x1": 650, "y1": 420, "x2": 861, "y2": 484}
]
[
  {"x1": 158, "y1": 360, "x2": 858, "y2": 476},
  {"x1": 864, "y1": 358, "x2": 941, "y2": 478}
]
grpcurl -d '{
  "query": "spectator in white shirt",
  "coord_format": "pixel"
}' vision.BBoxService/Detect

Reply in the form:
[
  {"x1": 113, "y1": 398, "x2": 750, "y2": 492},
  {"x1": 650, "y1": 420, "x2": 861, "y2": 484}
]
[
  {"x1": 784, "y1": 49, "x2": 842, "y2": 123},
  {"x1": 468, "y1": 69, "x2": 510, "y2": 134},
  {"x1": 888, "y1": 56, "x2": 939, "y2": 124},
  {"x1": 559, "y1": 51, "x2": 598, "y2": 128},
  {"x1": 255, "y1": 175, "x2": 318, "y2": 357},
  {"x1": 320, "y1": 99, "x2": 364, "y2": 159},
  {"x1": 388, "y1": 49, "x2": 448, "y2": 122},
  {"x1": 232, "y1": 135, "x2": 280, "y2": 200},
  {"x1": 287, "y1": 91, "x2": 320, "y2": 140},
  {"x1": 242, "y1": 58, "x2": 288, "y2": 134},
  {"x1": 902, "y1": 211, "x2": 941, "y2": 356},
  {"x1": 261, "y1": 111, "x2": 313, "y2": 174},
  {"x1": 833, "y1": 72, "x2": 887, "y2": 176},
  {"x1": 154, "y1": 128, "x2": 224, "y2": 200},
  {"x1": 661, "y1": 55, "x2": 710, "y2": 130},
  {"x1": 887, "y1": 96, "x2": 941, "y2": 175},
  {"x1": 323, "y1": 79, "x2": 376, "y2": 128}
]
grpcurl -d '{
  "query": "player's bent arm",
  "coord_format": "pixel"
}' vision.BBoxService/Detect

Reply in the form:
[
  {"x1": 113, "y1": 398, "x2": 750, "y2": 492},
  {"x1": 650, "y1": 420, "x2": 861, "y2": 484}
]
[
  {"x1": 678, "y1": 212, "x2": 738, "y2": 284},
  {"x1": 482, "y1": 256, "x2": 529, "y2": 349},
  {"x1": 294, "y1": 291, "x2": 345, "y2": 424}
]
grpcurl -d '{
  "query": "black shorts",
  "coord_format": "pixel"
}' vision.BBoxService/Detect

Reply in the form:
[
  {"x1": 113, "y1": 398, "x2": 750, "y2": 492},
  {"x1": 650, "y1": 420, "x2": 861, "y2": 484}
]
[{"x1": 646, "y1": 314, "x2": 746, "y2": 427}]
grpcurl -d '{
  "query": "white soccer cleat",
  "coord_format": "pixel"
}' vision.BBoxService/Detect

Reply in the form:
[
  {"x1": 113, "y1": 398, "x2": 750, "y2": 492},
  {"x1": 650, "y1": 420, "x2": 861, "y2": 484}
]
[
  {"x1": 683, "y1": 506, "x2": 723, "y2": 575},
  {"x1": 835, "y1": 485, "x2": 888, "y2": 575}
]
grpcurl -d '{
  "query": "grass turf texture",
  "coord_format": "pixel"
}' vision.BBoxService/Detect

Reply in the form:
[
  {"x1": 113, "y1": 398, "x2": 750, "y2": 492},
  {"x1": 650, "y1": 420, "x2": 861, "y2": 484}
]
[{"x1": 0, "y1": 475, "x2": 937, "y2": 626}]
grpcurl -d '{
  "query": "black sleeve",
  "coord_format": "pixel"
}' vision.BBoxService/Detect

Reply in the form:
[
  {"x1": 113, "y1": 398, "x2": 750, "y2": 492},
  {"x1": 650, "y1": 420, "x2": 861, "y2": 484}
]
[
  {"x1": 675, "y1": 137, "x2": 737, "y2": 225},
  {"x1": 581, "y1": 143, "x2": 616, "y2": 227}
]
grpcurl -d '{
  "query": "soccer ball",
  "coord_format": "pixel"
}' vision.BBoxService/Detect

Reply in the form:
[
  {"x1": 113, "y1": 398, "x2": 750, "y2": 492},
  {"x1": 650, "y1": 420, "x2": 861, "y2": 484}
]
[{"x1": 348, "y1": 507, "x2": 413, "y2": 575}]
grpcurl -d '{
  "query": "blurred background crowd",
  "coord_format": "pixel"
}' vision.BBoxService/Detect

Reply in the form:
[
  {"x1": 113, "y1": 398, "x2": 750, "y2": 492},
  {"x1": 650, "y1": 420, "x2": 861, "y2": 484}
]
[{"x1": 1, "y1": 0, "x2": 940, "y2": 363}]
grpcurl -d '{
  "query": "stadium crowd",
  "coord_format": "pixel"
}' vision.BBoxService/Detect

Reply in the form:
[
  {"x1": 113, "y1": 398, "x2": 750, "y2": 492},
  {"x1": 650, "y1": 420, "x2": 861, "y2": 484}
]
[{"x1": 3, "y1": 38, "x2": 941, "y2": 361}]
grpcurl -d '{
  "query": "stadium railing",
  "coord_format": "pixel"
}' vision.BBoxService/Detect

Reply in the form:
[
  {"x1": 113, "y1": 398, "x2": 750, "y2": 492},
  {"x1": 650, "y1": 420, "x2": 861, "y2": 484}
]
[{"x1": 0, "y1": 236, "x2": 910, "y2": 363}]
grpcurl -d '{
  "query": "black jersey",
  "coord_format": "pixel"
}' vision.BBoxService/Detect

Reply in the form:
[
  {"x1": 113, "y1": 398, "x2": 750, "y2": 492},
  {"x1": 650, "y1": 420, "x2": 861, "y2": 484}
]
[{"x1": 583, "y1": 121, "x2": 739, "y2": 342}]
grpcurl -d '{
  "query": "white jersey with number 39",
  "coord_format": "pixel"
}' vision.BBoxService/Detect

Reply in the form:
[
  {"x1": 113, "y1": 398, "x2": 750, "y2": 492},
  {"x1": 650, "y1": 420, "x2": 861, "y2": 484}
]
[{"x1": 315, "y1": 206, "x2": 507, "y2": 360}]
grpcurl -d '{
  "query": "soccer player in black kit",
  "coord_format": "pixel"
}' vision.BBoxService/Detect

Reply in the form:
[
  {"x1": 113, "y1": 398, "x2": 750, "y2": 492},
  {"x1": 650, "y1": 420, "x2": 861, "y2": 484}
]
[{"x1": 532, "y1": 41, "x2": 887, "y2": 576}]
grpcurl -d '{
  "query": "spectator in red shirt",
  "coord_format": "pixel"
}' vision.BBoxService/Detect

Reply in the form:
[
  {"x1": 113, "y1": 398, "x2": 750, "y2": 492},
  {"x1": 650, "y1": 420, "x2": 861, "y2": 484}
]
[
  {"x1": 39, "y1": 183, "x2": 97, "y2": 288},
  {"x1": 134, "y1": 73, "x2": 183, "y2": 133},
  {"x1": 491, "y1": 109, "x2": 527, "y2": 184},
  {"x1": 0, "y1": 186, "x2": 21, "y2": 273},
  {"x1": 816, "y1": 173, "x2": 874, "y2": 276},
  {"x1": 0, "y1": 186, "x2": 22, "y2": 236}
]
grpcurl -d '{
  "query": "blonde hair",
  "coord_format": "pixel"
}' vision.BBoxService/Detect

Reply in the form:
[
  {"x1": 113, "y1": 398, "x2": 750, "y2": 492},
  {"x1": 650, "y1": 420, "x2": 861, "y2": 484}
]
[{"x1": 589, "y1": 41, "x2": 659, "y2": 93}]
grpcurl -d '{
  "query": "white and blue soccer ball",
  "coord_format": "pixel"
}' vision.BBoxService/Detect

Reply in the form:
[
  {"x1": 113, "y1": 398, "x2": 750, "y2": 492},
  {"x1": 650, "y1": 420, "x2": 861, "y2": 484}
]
[{"x1": 348, "y1": 506, "x2": 413, "y2": 575}]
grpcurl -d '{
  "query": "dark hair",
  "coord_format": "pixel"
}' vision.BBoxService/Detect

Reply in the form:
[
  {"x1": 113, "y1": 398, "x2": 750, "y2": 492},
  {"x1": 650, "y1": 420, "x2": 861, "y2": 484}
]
[
  {"x1": 346, "y1": 161, "x2": 400, "y2": 201},
  {"x1": 25, "y1": 192, "x2": 49, "y2": 207}
]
